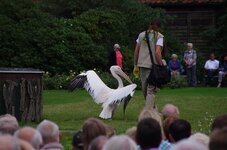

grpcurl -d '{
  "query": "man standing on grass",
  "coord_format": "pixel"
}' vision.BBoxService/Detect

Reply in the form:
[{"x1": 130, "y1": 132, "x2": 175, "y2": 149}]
[{"x1": 133, "y1": 19, "x2": 164, "y2": 108}]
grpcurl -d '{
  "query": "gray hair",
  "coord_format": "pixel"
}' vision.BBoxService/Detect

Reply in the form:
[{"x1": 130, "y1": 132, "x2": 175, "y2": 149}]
[
  {"x1": 171, "y1": 54, "x2": 178, "y2": 58},
  {"x1": 103, "y1": 135, "x2": 137, "y2": 150},
  {"x1": 187, "y1": 43, "x2": 193, "y2": 48},
  {"x1": 0, "y1": 114, "x2": 19, "y2": 135},
  {"x1": 162, "y1": 104, "x2": 180, "y2": 119},
  {"x1": 113, "y1": 44, "x2": 120, "y2": 49},
  {"x1": 88, "y1": 136, "x2": 108, "y2": 150},
  {"x1": 36, "y1": 120, "x2": 59, "y2": 144},
  {"x1": 14, "y1": 127, "x2": 42, "y2": 149},
  {"x1": 189, "y1": 132, "x2": 209, "y2": 148},
  {"x1": 171, "y1": 139, "x2": 208, "y2": 150}
]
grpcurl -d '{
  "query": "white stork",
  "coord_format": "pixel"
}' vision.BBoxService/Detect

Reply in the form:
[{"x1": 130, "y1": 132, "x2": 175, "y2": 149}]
[{"x1": 68, "y1": 65, "x2": 137, "y2": 119}]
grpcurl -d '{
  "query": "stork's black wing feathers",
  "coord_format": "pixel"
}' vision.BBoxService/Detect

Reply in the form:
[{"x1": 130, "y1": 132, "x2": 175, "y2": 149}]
[{"x1": 68, "y1": 74, "x2": 87, "y2": 91}]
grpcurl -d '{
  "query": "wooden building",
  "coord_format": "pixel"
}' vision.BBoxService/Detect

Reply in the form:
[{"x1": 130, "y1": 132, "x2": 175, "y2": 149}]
[{"x1": 139, "y1": 0, "x2": 226, "y2": 53}]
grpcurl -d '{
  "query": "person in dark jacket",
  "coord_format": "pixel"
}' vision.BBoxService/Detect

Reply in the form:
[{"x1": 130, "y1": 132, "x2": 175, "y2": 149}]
[{"x1": 168, "y1": 54, "x2": 181, "y2": 79}]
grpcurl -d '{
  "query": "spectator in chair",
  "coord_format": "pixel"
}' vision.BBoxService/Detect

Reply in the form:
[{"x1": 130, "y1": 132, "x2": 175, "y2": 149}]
[
  {"x1": 72, "y1": 130, "x2": 83, "y2": 150},
  {"x1": 217, "y1": 54, "x2": 227, "y2": 87},
  {"x1": 0, "y1": 114, "x2": 19, "y2": 135},
  {"x1": 82, "y1": 118, "x2": 106, "y2": 150},
  {"x1": 161, "y1": 104, "x2": 180, "y2": 120},
  {"x1": 14, "y1": 127, "x2": 43, "y2": 149},
  {"x1": 37, "y1": 120, "x2": 64, "y2": 150},
  {"x1": 169, "y1": 119, "x2": 191, "y2": 142},
  {"x1": 168, "y1": 54, "x2": 181, "y2": 79},
  {"x1": 103, "y1": 135, "x2": 137, "y2": 150},
  {"x1": 204, "y1": 52, "x2": 219, "y2": 85},
  {"x1": 209, "y1": 128, "x2": 227, "y2": 150},
  {"x1": 171, "y1": 139, "x2": 208, "y2": 150},
  {"x1": 136, "y1": 118, "x2": 162, "y2": 150},
  {"x1": 211, "y1": 114, "x2": 227, "y2": 132},
  {"x1": 88, "y1": 136, "x2": 108, "y2": 150}
]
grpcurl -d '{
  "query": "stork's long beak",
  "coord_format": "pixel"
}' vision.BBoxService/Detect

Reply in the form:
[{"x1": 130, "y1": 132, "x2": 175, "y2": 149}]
[{"x1": 117, "y1": 69, "x2": 133, "y2": 84}]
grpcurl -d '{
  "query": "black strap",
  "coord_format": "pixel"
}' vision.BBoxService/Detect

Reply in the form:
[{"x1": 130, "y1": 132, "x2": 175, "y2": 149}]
[{"x1": 145, "y1": 30, "x2": 155, "y2": 64}]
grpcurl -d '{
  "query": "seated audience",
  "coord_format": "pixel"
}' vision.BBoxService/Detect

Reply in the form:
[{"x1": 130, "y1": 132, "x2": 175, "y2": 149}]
[
  {"x1": 82, "y1": 118, "x2": 106, "y2": 150},
  {"x1": 88, "y1": 136, "x2": 108, "y2": 150},
  {"x1": 0, "y1": 135, "x2": 20, "y2": 150},
  {"x1": 37, "y1": 119, "x2": 64, "y2": 150},
  {"x1": 209, "y1": 128, "x2": 227, "y2": 150},
  {"x1": 161, "y1": 104, "x2": 180, "y2": 120},
  {"x1": 14, "y1": 126, "x2": 43, "y2": 149},
  {"x1": 138, "y1": 107, "x2": 162, "y2": 128},
  {"x1": 204, "y1": 52, "x2": 219, "y2": 85},
  {"x1": 0, "y1": 114, "x2": 19, "y2": 135},
  {"x1": 189, "y1": 132, "x2": 209, "y2": 148},
  {"x1": 217, "y1": 54, "x2": 227, "y2": 87},
  {"x1": 103, "y1": 135, "x2": 137, "y2": 150},
  {"x1": 168, "y1": 54, "x2": 182, "y2": 78},
  {"x1": 171, "y1": 139, "x2": 208, "y2": 150},
  {"x1": 105, "y1": 125, "x2": 115, "y2": 138},
  {"x1": 72, "y1": 130, "x2": 83, "y2": 150},
  {"x1": 136, "y1": 118, "x2": 162, "y2": 150},
  {"x1": 211, "y1": 114, "x2": 227, "y2": 132},
  {"x1": 169, "y1": 119, "x2": 191, "y2": 142},
  {"x1": 125, "y1": 127, "x2": 137, "y2": 142}
]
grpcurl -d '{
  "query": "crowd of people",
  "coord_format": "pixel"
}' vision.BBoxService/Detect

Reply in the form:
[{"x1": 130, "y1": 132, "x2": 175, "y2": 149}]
[
  {"x1": 0, "y1": 105, "x2": 227, "y2": 150},
  {"x1": 168, "y1": 50, "x2": 227, "y2": 87}
]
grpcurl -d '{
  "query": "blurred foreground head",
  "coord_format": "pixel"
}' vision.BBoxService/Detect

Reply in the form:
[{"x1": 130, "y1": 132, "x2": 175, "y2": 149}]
[
  {"x1": 0, "y1": 114, "x2": 19, "y2": 135},
  {"x1": 162, "y1": 104, "x2": 180, "y2": 119},
  {"x1": 103, "y1": 135, "x2": 137, "y2": 150}
]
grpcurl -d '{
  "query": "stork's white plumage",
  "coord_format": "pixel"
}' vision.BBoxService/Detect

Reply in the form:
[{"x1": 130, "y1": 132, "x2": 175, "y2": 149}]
[{"x1": 68, "y1": 66, "x2": 137, "y2": 119}]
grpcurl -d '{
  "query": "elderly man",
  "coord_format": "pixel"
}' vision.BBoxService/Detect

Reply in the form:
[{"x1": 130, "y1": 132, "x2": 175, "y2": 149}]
[
  {"x1": 37, "y1": 120, "x2": 64, "y2": 150},
  {"x1": 0, "y1": 114, "x2": 19, "y2": 135},
  {"x1": 14, "y1": 127, "x2": 43, "y2": 149},
  {"x1": 161, "y1": 104, "x2": 180, "y2": 119}
]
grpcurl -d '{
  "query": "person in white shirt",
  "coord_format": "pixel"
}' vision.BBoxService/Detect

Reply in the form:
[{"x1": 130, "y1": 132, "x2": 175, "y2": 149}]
[{"x1": 204, "y1": 53, "x2": 219, "y2": 85}]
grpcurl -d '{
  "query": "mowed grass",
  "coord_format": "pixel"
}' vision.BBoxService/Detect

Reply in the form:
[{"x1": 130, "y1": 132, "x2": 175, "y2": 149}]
[{"x1": 25, "y1": 88, "x2": 227, "y2": 149}]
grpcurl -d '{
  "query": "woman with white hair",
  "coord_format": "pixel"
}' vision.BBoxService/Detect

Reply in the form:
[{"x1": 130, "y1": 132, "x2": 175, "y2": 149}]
[
  {"x1": 168, "y1": 54, "x2": 181, "y2": 79},
  {"x1": 110, "y1": 43, "x2": 123, "y2": 68},
  {"x1": 183, "y1": 43, "x2": 197, "y2": 87}
]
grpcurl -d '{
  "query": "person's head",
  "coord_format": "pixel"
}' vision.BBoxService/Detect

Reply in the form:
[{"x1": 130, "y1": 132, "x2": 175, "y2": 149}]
[
  {"x1": 88, "y1": 136, "x2": 108, "y2": 150},
  {"x1": 103, "y1": 135, "x2": 137, "y2": 150},
  {"x1": 161, "y1": 104, "x2": 180, "y2": 120},
  {"x1": 138, "y1": 107, "x2": 162, "y2": 128},
  {"x1": 209, "y1": 128, "x2": 227, "y2": 150},
  {"x1": 211, "y1": 114, "x2": 227, "y2": 132},
  {"x1": 209, "y1": 53, "x2": 215, "y2": 60},
  {"x1": 187, "y1": 43, "x2": 193, "y2": 50},
  {"x1": 0, "y1": 114, "x2": 19, "y2": 135},
  {"x1": 169, "y1": 119, "x2": 191, "y2": 142},
  {"x1": 163, "y1": 116, "x2": 178, "y2": 141},
  {"x1": 136, "y1": 118, "x2": 162, "y2": 149},
  {"x1": 72, "y1": 130, "x2": 83, "y2": 150},
  {"x1": 125, "y1": 126, "x2": 137, "y2": 142},
  {"x1": 189, "y1": 132, "x2": 209, "y2": 148},
  {"x1": 171, "y1": 139, "x2": 208, "y2": 150},
  {"x1": 224, "y1": 54, "x2": 227, "y2": 61},
  {"x1": 171, "y1": 54, "x2": 178, "y2": 61},
  {"x1": 36, "y1": 120, "x2": 60, "y2": 145},
  {"x1": 105, "y1": 125, "x2": 115, "y2": 138},
  {"x1": 149, "y1": 19, "x2": 161, "y2": 32},
  {"x1": 113, "y1": 44, "x2": 120, "y2": 50},
  {"x1": 82, "y1": 118, "x2": 106, "y2": 150},
  {"x1": 14, "y1": 127, "x2": 42, "y2": 149},
  {"x1": 0, "y1": 135, "x2": 20, "y2": 150}
]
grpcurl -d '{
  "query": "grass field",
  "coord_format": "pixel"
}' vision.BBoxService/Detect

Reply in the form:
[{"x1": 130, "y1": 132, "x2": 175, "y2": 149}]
[{"x1": 24, "y1": 87, "x2": 227, "y2": 149}]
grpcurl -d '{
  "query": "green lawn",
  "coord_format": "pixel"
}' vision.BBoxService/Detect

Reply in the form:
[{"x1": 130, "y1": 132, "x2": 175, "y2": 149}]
[{"x1": 25, "y1": 87, "x2": 227, "y2": 149}]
